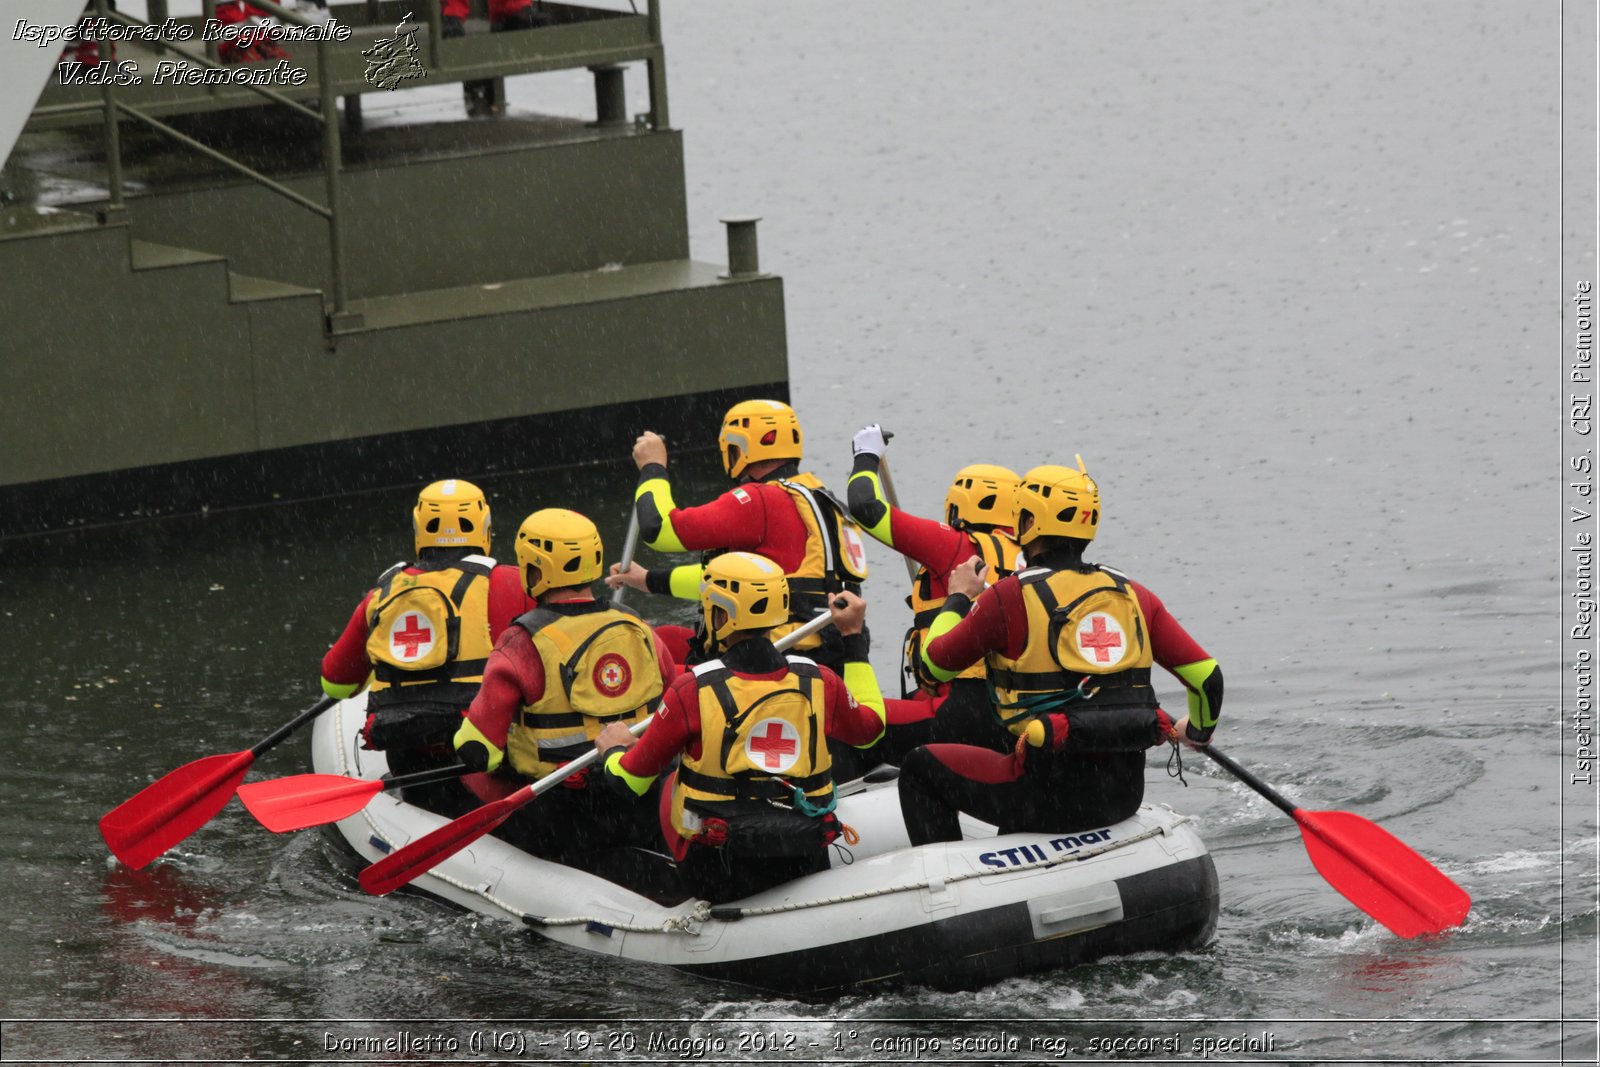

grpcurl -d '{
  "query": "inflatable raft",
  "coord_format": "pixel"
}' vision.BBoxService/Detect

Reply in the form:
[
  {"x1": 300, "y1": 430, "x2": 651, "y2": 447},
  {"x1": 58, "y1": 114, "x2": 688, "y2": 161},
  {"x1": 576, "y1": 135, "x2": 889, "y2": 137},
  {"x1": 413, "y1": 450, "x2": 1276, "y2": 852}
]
[{"x1": 312, "y1": 696, "x2": 1219, "y2": 994}]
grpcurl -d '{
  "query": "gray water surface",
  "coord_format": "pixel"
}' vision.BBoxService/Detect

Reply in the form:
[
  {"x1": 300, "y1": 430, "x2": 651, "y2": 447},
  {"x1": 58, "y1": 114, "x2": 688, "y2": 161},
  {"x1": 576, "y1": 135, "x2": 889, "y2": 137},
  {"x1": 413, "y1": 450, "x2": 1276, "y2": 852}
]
[{"x1": 0, "y1": 1, "x2": 1588, "y2": 1063}]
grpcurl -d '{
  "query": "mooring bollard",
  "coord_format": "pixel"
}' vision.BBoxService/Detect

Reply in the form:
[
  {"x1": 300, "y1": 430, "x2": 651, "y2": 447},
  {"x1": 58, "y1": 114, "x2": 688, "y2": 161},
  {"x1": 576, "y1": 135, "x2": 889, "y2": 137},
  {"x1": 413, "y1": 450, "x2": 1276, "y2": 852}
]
[{"x1": 720, "y1": 215, "x2": 763, "y2": 278}]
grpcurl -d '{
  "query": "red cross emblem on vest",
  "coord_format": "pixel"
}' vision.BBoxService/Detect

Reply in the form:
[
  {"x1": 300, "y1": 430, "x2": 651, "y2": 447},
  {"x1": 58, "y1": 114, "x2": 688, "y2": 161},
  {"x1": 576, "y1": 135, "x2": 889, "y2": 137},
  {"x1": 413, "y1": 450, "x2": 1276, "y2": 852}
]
[
  {"x1": 1077, "y1": 613, "x2": 1124, "y2": 665},
  {"x1": 842, "y1": 525, "x2": 867, "y2": 575},
  {"x1": 746, "y1": 719, "x2": 800, "y2": 771},
  {"x1": 391, "y1": 614, "x2": 433, "y2": 659},
  {"x1": 592, "y1": 652, "x2": 632, "y2": 697}
]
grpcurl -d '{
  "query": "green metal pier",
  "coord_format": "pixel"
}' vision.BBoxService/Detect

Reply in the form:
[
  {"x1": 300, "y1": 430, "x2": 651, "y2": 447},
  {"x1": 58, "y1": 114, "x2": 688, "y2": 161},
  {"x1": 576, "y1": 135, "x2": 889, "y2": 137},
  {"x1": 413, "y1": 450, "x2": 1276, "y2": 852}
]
[{"x1": 0, "y1": 0, "x2": 788, "y2": 538}]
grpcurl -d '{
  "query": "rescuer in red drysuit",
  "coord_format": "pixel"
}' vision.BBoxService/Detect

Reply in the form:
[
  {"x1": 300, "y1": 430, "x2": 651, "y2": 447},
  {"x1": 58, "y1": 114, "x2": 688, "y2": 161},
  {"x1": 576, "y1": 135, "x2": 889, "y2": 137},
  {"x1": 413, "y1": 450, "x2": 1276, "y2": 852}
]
[
  {"x1": 451, "y1": 509, "x2": 675, "y2": 864},
  {"x1": 896, "y1": 462, "x2": 1224, "y2": 844},
  {"x1": 593, "y1": 562, "x2": 885, "y2": 904},
  {"x1": 319, "y1": 480, "x2": 532, "y2": 813},
  {"x1": 605, "y1": 399, "x2": 870, "y2": 678},
  {"x1": 845, "y1": 424, "x2": 1024, "y2": 759}
]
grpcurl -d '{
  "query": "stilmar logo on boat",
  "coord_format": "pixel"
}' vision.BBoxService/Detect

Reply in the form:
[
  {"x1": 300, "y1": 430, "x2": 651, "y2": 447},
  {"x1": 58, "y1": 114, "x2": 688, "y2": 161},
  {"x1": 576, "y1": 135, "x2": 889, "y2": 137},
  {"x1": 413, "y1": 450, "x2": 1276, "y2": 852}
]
[{"x1": 978, "y1": 827, "x2": 1114, "y2": 869}]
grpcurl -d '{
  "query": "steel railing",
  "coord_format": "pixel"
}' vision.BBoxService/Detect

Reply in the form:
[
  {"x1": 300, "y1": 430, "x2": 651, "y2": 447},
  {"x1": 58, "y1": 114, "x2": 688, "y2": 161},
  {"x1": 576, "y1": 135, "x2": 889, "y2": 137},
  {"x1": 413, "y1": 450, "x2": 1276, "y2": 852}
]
[{"x1": 42, "y1": 0, "x2": 671, "y2": 328}]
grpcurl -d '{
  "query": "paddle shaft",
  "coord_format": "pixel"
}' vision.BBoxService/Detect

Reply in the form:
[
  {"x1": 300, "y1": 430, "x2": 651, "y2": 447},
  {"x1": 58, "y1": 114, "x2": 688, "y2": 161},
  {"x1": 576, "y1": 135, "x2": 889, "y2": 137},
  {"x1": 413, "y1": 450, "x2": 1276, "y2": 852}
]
[
  {"x1": 252, "y1": 695, "x2": 337, "y2": 757},
  {"x1": 1201, "y1": 745, "x2": 1299, "y2": 818},
  {"x1": 611, "y1": 432, "x2": 662, "y2": 605},
  {"x1": 875, "y1": 454, "x2": 920, "y2": 585},
  {"x1": 610, "y1": 507, "x2": 642, "y2": 606},
  {"x1": 381, "y1": 762, "x2": 471, "y2": 791}
]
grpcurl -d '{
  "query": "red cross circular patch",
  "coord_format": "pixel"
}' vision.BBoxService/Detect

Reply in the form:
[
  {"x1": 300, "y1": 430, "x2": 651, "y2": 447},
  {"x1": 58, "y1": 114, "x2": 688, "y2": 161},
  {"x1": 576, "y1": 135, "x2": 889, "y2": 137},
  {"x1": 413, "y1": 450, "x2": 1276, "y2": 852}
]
[
  {"x1": 744, "y1": 718, "x2": 801, "y2": 773},
  {"x1": 388, "y1": 611, "x2": 435, "y2": 661},
  {"x1": 842, "y1": 525, "x2": 868, "y2": 575},
  {"x1": 1076, "y1": 612, "x2": 1127, "y2": 666},
  {"x1": 592, "y1": 652, "x2": 632, "y2": 697}
]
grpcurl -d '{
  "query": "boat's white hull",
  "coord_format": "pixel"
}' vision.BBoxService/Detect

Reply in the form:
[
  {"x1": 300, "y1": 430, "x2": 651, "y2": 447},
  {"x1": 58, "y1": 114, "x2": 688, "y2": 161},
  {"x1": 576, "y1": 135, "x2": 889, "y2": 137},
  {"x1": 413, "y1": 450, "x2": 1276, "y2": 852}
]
[{"x1": 313, "y1": 696, "x2": 1218, "y2": 994}]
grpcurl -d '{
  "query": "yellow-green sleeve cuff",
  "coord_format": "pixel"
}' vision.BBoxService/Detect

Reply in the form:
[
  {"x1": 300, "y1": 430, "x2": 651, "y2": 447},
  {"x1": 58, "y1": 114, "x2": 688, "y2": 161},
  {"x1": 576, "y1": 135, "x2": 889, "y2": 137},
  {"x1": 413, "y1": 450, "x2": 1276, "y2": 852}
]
[
  {"x1": 668, "y1": 563, "x2": 704, "y2": 601},
  {"x1": 320, "y1": 676, "x2": 362, "y2": 700},
  {"x1": 917, "y1": 609, "x2": 965, "y2": 683},
  {"x1": 846, "y1": 469, "x2": 895, "y2": 545},
  {"x1": 635, "y1": 476, "x2": 687, "y2": 552},
  {"x1": 452, "y1": 717, "x2": 505, "y2": 773},
  {"x1": 1173, "y1": 658, "x2": 1222, "y2": 730},
  {"x1": 842, "y1": 660, "x2": 887, "y2": 747},
  {"x1": 604, "y1": 750, "x2": 657, "y2": 796}
]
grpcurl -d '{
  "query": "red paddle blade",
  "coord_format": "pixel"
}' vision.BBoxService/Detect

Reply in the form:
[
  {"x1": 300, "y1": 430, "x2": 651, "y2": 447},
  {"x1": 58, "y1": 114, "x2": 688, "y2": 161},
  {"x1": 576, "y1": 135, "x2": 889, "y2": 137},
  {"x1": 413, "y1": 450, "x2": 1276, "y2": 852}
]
[
  {"x1": 237, "y1": 774, "x2": 386, "y2": 833},
  {"x1": 1294, "y1": 809, "x2": 1471, "y2": 938},
  {"x1": 359, "y1": 786, "x2": 533, "y2": 896},
  {"x1": 99, "y1": 750, "x2": 256, "y2": 870}
]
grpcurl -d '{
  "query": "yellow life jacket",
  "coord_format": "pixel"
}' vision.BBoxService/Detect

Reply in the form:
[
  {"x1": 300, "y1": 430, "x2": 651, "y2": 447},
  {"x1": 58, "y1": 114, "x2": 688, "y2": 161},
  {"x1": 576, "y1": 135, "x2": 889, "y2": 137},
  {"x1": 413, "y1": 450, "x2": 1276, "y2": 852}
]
[
  {"x1": 363, "y1": 555, "x2": 496, "y2": 711},
  {"x1": 986, "y1": 564, "x2": 1157, "y2": 734},
  {"x1": 902, "y1": 529, "x2": 1021, "y2": 691},
  {"x1": 507, "y1": 604, "x2": 665, "y2": 779},
  {"x1": 670, "y1": 656, "x2": 832, "y2": 839},
  {"x1": 768, "y1": 471, "x2": 869, "y2": 650}
]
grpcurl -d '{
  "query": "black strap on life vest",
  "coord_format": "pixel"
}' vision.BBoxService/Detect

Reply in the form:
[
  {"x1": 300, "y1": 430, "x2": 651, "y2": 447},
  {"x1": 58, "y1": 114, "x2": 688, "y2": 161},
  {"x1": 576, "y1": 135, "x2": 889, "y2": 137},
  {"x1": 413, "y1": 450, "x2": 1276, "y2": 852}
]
[
  {"x1": 985, "y1": 664, "x2": 1154, "y2": 695},
  {"x1": 516, "y1": 706, "x2": 642, "y2": 730}
]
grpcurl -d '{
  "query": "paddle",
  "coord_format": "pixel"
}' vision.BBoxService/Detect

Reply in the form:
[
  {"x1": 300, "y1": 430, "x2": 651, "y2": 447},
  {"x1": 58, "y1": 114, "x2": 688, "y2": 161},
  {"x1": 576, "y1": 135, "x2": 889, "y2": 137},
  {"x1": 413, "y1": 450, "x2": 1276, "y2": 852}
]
[
  {"x1": 610, "y1": 506, "x2": 642, "y2": 606},
  {"x1": 873, "y1": 431, "x2": 920, "y2": 585},
  {"x1": 611, "y1": 431, "x2": 659, "y2": 606},
  {"x1": 99, "y1": 695, "x2": 337, "y2": 870},
  {"x1": 237, "y1": 762, "x2": 471, "y2": 833},
  {"x1": 359, "y1": 608, "x2": 839, "y2": 896},
  {"x1": 1201, "y1": 744, "x2": 1471, "y2": 938}
]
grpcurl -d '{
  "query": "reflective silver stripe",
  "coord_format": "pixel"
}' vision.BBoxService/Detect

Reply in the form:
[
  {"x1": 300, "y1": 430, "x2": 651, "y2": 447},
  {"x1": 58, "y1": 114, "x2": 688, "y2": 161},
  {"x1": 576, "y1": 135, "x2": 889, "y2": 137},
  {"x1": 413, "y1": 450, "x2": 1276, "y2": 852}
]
[
  {"x1": 779, "y1": 480, "x2": 841, "y2": 575},
  {"x1": 531, "y1": 730, "x2": 591, "y2": 747},
  {"x1": 463, "y1": 553, "x2": 497, "y2": 568},
  {"x1": 692, "y1": 658, "x2": 727, "y2": 678}
]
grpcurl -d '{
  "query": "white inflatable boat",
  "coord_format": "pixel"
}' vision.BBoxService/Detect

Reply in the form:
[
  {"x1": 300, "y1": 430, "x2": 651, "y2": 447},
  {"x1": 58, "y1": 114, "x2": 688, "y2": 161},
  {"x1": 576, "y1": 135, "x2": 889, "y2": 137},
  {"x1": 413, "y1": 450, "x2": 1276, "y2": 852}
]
[{"x1": 312, "y1": 696, "x2": 1219, "y2": 994}]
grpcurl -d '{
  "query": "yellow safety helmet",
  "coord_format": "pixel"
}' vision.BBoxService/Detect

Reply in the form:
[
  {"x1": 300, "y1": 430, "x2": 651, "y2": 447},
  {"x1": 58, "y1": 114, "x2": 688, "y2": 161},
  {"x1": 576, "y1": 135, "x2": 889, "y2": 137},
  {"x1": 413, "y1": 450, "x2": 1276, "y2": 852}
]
[
  {"x1": 413, "y1": 479, "x2": 491, "y2": 554},
  {"x1": 718, "y1": 399, "x2": 803, "y2": 479},
  {"x1": 1014, "y1": 458, "x2": 1100, "y2": 547},
  {"x1": 515, "y1": 508, "x2": 604, "y2": 598},
  {"x1": 700, "y1": 551, "x2": 790, "y2": 644},
  {"x1": 944, "y1": 464, "x2": 1021, "y2": 530}
]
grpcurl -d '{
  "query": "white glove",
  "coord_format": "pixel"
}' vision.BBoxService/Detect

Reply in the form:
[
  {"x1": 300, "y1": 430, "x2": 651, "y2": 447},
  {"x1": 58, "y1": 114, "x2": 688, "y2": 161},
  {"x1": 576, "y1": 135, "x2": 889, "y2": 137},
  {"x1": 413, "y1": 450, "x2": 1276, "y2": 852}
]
[{"x1": 852, "y1": 424, "x2": 889, "y2": 457}]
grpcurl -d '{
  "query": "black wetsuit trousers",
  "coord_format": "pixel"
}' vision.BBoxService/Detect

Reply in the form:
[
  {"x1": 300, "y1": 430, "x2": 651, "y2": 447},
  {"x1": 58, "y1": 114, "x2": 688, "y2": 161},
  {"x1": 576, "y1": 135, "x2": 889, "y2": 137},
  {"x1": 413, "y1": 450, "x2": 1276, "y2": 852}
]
[
  {"x1": 896, "y1": 744, "x2": 1147, "y2": 846},
  {"x1": 829, "y1": 678, "x2": 1013, "y2": 781}
]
